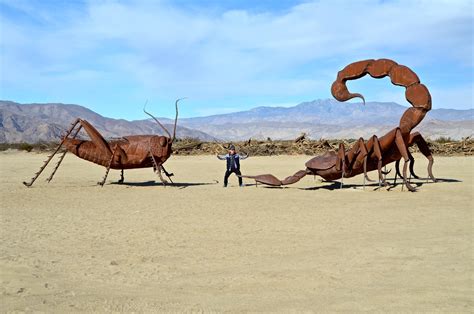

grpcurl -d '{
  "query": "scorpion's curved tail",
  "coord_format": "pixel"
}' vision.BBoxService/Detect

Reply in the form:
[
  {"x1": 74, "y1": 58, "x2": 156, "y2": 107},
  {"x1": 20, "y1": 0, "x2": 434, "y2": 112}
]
[
  {"x1": 331, "y1": 59, "x2": 432, "y2": 134},
  {"x1": 240, "y1": 170, "x2": 308, "y2": 187}
]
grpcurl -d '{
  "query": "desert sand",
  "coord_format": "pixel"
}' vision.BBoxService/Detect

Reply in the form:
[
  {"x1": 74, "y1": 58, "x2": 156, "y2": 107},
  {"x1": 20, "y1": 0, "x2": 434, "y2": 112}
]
[{"x1": 0, "y1": 151, "x2": 472, "y2": 312}]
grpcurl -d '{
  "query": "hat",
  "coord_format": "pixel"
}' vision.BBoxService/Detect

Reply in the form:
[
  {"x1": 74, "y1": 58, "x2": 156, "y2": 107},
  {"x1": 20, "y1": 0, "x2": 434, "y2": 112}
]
[{"x1": 228, "y1": 144, "x2": 235, "y2": 150}]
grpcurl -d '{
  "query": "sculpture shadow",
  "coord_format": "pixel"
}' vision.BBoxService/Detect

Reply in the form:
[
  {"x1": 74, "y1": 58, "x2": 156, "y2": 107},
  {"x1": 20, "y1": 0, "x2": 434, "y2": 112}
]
[
  {"x1": 301, "y1": 177, "x2": 461, "y2": 191},
  {"x1": 110, "y1": 180, "x2": 219, "y2": 189}
]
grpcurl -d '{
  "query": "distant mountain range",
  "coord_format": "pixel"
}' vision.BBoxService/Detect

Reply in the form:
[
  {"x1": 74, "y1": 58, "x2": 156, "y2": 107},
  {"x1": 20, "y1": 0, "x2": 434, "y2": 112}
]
[
  {"x1": 176, "y1": 99, "x2": 473, "y2": 140},
  {"x1": 0, "y1": 99, "x2": 472, "y2": 143},
  {"x1": 0, "y1": 101, "x2": 216, "y2": 142}
]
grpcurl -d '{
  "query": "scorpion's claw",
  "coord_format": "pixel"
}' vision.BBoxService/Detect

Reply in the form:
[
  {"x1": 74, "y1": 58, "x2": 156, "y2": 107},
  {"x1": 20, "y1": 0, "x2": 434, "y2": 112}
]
[{"x1": 240, "y1": 174, "x2": 283, "y2": 186}]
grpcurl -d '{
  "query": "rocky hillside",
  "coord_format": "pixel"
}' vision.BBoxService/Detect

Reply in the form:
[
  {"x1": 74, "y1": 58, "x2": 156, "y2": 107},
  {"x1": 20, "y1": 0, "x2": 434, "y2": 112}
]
[
  {"x1": 178, "y1": 99, "x2": 473, "y2": 140},
  {"x1": 0, "y1": 101, "x2": 216, "y2": 143},
  {"x1": 1, "y1": 99, "x2": 472, "y2": 143}
]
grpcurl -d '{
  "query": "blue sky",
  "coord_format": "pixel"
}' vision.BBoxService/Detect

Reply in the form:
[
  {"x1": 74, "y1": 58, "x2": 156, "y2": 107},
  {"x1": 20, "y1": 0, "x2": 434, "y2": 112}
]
[{"x1": 0, "y1": 0, "x2": 472, "y2": 120}]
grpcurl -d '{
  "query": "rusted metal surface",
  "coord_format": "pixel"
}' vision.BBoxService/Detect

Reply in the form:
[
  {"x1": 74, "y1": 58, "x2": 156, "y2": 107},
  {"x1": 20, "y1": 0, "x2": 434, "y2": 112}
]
[
  {"x1": 23, "y1": 99, "x2": 185, "y2": 187},
  {"x1": 243, "y1": 59, "x2": 437, "y2": 191}
]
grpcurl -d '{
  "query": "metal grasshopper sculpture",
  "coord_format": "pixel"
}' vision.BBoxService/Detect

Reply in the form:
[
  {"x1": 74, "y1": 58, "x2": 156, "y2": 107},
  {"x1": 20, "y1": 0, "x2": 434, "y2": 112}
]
[
  {"x1": 242, "y1": 59, "x2": 436, "y2": 191},
  {"x1": 23, "y1": 98, "x2": 186, "y2": 187}
]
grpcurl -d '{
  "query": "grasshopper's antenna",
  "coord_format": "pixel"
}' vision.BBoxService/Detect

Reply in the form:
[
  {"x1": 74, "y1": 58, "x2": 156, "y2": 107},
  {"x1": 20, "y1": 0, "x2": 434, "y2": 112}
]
[
  {"x1": 143, "y1": 100, "x2": 171, "y2": 138},
  {"x1": 172, "y1": 97, "x2": 187, "y2": 143}
]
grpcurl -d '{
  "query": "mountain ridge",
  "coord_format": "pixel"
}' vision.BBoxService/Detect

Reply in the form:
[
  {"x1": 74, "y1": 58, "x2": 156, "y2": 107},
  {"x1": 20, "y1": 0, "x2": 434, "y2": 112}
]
[
  {"x1": 1, "y1": 99, "x2": 472, "y2": 142},
  {"x1": 0, "y1": 101, "x2": 216, "y2": 143}
]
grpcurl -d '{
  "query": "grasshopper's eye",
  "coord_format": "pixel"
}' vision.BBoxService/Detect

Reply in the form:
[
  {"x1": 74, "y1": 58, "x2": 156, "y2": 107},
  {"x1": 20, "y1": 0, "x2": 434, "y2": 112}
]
[{"x1": 159, "y1": 137, "x2": 167, "y2": 147}]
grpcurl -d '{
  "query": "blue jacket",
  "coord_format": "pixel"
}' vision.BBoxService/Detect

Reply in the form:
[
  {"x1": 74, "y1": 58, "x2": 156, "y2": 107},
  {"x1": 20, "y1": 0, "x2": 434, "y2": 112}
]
[{"x1": 217, "y1": 153, "x2": 248, "y2": 171}]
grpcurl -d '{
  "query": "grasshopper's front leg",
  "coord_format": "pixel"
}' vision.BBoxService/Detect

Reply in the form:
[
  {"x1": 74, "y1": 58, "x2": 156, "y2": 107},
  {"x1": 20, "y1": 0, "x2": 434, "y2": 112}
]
[
  {"x1": 149, "y1": 153, "x2": 170, "y2": 186},
  {"x1": 161, "y1": 165, "x2": 174, "y2": 184},
  {"x1": 118, "y1": 169, "x2": 125, "y2": 184}
]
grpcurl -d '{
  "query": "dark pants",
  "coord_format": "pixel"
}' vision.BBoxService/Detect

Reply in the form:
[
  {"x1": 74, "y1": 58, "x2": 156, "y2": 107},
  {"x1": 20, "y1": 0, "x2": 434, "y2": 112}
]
[{"x1": 224, "y1": 168, "x2": 242, "y2": 187}]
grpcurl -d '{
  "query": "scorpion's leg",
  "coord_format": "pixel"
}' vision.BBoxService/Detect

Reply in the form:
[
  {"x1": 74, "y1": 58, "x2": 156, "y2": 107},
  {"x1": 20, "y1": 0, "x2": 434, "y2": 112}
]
[
  {"x1": 394, "y1": 159, "x2": 402, "y2": 186},
  {"x1": 351, "y1": 137, "x2": 376, "y2": 188},
  {"x1": 46, "y1": 124, "x2": 83, "y2": 183},
  {"x1": 336, "y1": 143, "x2": 346, "y2": 188},
  {"x1": 394, "y1": 155, "x2": 413, "y2": 187},
  {"x1": 408, "y1": 132, "x2": 437, "y2": 182},
  {"x1": 98, "y1": 145, "x2": 119, "y2": 186},
  {"x1": 372, "y1": 135, "x2": 388, "y2": 188},
  {"x1": 23, "y1": 119, "x2": 82, "y2": 187},
  {"x1": 395, "y1": 129, "x2": 416, "y2": 191},
  {"x1": 407, "y1": 151, "x2": 419, "y2": 179},
  {"x1": 395, "y1": 154, "x2": 416, "y2": 188}
]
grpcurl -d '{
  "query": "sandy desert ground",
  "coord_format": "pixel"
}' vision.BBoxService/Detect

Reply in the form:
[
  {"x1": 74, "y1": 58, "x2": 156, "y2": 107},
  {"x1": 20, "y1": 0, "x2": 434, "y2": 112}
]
[{"x1": 0, "y1": 151, "x2": 472, "y2": 312}]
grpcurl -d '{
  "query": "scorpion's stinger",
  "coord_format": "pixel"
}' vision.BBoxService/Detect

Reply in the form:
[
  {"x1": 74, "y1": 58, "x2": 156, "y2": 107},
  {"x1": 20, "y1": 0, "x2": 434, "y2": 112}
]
[{"x1": 353, "y1": 93, "x2": 366, "y2": 106}]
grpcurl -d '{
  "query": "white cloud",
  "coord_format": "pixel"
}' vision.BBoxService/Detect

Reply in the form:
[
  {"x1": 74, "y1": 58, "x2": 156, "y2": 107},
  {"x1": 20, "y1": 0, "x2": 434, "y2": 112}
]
[{"x1": 0, "y1": 0, "x2": 472, "y2": 111}]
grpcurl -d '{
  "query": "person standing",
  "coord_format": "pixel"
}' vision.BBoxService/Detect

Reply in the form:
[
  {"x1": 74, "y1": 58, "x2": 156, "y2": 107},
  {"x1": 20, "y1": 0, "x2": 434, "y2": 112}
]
[{"x1": 217, "y1": 144, "x2": 248, "y2": 187}]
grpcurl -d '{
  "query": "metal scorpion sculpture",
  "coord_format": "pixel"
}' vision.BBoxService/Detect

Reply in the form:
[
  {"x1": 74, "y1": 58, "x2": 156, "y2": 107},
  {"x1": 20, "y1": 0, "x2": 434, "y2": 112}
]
[
  {"x1": 23, "y1": 98, "x2": 186, "y2": 187},
  {"x1": 242, "y1": 59, "x2": 436, "y2": 191}
]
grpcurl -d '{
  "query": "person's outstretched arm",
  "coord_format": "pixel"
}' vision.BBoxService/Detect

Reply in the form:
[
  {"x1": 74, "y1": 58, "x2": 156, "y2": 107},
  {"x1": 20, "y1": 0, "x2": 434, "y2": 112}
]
[
  {"x1": 239, "y1": 153, "x2": 249, "y2": 160},
  {"x1": 216, "y1": 154, "x2": 227, "y2": 160}
]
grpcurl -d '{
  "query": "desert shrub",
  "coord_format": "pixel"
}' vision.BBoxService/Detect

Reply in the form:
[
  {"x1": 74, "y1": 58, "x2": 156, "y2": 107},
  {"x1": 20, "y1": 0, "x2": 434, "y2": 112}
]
[
  {"x1": 18, "y1": 143, "x2": 34, "y2": 152},
  {"x1": 434, "y1": 136, "x2": 454, "y2": 143},
  {"x1": 0, "y1": 141, "x2": 59, "y2": 152}
]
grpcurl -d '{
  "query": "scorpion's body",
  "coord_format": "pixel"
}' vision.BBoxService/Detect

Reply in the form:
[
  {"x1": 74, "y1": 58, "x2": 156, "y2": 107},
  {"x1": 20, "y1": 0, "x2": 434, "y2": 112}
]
[
  {"x1": 306, "y1": 128, "x2": 404, "y2": 181},
  {"x1": 243, "y1": 59, "x2": 436, "y2": 191},
  {"x1": 250, "y1": 128, "x2": 406, "y2": 184}
]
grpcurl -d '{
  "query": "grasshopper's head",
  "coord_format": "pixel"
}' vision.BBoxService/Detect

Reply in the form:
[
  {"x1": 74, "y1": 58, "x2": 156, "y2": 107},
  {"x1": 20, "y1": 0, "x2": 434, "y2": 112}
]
[{"x1": 150, "y1": 135, "x2": 173, "y2": 162}]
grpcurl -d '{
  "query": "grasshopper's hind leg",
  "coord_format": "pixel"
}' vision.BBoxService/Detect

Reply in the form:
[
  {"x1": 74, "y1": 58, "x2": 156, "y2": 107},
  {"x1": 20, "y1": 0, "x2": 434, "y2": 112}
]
[
  {"x1": 46, "y1": 124, "x2": 83, "y2": 183},
  {"x1": 23, "y1": 119, "x2": 82, "y2": 187}
]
